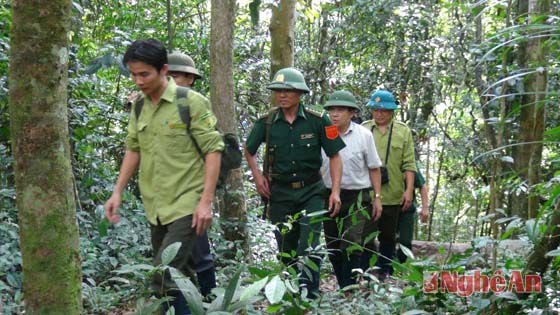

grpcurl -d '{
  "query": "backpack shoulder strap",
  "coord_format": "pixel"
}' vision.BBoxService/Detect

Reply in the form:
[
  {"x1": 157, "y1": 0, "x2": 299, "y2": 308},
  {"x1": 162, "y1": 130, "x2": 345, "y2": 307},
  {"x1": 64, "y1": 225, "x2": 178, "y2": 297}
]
[
  {"x1": 134, "y1": 96, "x2": 144, "y2": 120},
  {"x1": 175, "y1": 86, "x2": 204, "y2": 160}
]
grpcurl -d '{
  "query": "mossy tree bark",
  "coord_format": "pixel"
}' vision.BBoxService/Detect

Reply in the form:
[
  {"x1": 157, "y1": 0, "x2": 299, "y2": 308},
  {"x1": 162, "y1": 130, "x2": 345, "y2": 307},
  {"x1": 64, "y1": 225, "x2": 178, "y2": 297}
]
[
  {"x1": 9, "y1": 0, "x2": 82, "y2": 313},
  {"x1": 210, "y1": 0, "x2": 248, "y2": 257}
]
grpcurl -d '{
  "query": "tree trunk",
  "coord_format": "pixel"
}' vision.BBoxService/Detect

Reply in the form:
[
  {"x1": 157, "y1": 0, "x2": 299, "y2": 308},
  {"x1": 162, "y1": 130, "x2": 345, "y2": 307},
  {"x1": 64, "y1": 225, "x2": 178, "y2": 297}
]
[
  {"x1": 514, "y1": 0, "x2": 549, "y2": 219},
  {"x1": 210, "y1": 0, "x2": 248, "y2": 257},
  {"x1": 269, "y1": 0, "x2": 296, "y2": 77},
  {"x1": 9, "y1": 0, "x2": 82, "y2": 312}
]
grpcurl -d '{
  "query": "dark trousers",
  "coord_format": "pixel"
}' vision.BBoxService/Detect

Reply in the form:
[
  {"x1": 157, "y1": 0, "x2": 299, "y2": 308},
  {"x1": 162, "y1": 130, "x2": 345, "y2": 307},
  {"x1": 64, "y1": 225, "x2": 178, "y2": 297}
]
[
  {"x1": 361, "y1": 204, "x2": 401, "y2": 276},
  {"x1": 268, "y1": 181, "x2": 325, "y2": 298},
  {"x1": 397, "y1": 208, "x2": 416, "y2": 263},
  {"x1": 323, "y1": 188, "x2": 372, "y2": 288},
  {"x1": 192, "y1": 233, "x2": 216, "y2": 297},
  {"x1": 150, "y1": 215, "x2": 196, "y2": 315}
]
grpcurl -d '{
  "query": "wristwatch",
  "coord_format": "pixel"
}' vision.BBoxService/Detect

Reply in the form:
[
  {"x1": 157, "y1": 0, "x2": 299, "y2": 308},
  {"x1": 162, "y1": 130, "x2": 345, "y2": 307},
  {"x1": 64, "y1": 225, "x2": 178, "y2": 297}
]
[{"x1": 374, "y1": 193, "x2": 381, "y2": 199}]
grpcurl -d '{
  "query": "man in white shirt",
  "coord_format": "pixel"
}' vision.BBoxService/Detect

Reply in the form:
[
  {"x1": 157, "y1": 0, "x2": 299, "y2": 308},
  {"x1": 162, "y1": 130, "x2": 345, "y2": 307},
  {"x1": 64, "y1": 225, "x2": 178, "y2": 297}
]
[{"x1": 320, "y1": 90, "x2": 383, "y2": 288}]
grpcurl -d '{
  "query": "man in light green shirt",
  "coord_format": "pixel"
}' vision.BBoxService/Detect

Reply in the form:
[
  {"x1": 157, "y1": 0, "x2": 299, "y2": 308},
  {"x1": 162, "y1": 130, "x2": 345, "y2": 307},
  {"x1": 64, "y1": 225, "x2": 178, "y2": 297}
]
[
  {"x1": 361, "y1": 89, "x2": 416, "y2": 280},
  {"x1": 104, "y1": 39, "x2": 223, "y2": 314}
]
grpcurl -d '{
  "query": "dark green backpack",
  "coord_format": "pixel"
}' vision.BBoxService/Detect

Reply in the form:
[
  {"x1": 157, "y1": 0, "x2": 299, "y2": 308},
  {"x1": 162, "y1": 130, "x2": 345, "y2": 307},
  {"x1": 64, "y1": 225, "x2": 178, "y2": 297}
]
[{"x1": 134, "y1": 86, "x2": 242, "y2": 188}]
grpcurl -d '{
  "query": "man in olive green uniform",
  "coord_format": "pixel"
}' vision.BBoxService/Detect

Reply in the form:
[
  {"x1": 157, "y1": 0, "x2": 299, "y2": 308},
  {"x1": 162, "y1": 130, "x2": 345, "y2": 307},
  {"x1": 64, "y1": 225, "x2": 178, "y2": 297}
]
[
  {"x1": 105, "y1": 39, "x2": 224, "y2": 314},
  {"x1": 168, "y1": 51, "x2": 217, "y2": 298},
  {"x1": 245, "y1": 68, "x2": 345, "y2": 298},
  {"x1": 361, "y1": 90, "x2": 416, "y2": 280},
  {"x1": 397, "y1": 164, "x2": 429, "y2": 263}
]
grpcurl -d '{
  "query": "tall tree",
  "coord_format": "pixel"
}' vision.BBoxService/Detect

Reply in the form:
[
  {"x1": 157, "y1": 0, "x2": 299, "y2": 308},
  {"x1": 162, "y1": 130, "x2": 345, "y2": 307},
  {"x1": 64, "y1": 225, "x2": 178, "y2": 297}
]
[
  {"x1": 513, "y1": 0, "x2": 549, "y2": 219},
  {"x1": 9, "y1": 0, "x2": 82, "y2": 312},
  {"x1": 269, "y1": 0, "x2": 296, "y2": 76},
  {"x1": 210, "y1": 0, "x2": 248, "y2": 255}
]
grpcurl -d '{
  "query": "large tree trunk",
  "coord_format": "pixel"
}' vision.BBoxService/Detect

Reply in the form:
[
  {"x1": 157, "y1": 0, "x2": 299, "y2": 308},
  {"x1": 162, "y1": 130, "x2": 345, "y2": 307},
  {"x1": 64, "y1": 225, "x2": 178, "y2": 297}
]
[
  {"x1": 269, "y1": 0, "x2": 296, "y2": 77},
  {"x1": 513, "y1": 0, "x2": 549, "y2": 219},
  {"x1": 210, "y1": 0, "x2": 248, "y2": 257},
  {"x1": 9, "y1": 0, "x2": 82, "y2": 312}
]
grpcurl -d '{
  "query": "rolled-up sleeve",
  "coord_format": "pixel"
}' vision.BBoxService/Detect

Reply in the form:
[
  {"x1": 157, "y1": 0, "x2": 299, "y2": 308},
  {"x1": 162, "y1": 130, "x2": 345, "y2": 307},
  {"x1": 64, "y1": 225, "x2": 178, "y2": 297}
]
[
  {"x1": 401, "y1": 128, "x2": 416, "y2": 172},
  {"x1": 125, "y1": 107, "x2": 140, "y2": 152},
  {"x1": 188, "y1": 94, "x2": 224, "y2": 154}
]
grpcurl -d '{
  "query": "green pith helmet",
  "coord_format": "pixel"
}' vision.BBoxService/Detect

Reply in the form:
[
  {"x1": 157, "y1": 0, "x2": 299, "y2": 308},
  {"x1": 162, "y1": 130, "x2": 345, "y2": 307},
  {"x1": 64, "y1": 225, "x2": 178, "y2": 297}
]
[
  {"x1": 267, "y1": 67, "x2": 310, "y2": 93},
  {"x1": 167, "y1": 51, "x2": 202, "y2": 79},
  {"x1": 324, "y1": 90, "x2": 360, "y2": 111},
  {"x1": 366, "y1": 89, "x2": 398, "y2": 110}
]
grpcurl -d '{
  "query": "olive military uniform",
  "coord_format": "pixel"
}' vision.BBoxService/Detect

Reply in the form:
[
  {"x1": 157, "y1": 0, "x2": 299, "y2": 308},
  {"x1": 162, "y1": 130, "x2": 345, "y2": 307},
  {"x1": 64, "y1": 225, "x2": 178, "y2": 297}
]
[
  {"x1": 127, "y1": 79, "x2": 224, "y2": 296},
  {"x1": 397, "y1": 168, "x2": 425, "y2": 263},
  {"x1": 360, "y1": 119, "x2": 416, "y2": 275},
  {"x1": 246, "y1": 104, "x2": 345, "y2": 297}
]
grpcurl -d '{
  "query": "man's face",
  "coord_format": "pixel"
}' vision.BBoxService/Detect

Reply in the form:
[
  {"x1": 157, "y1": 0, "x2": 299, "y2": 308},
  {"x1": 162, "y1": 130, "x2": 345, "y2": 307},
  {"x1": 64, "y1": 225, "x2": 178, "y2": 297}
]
[
  {"x1": 273, "y1": 89, "x2": 301, "y2": 110},
  {"x1": 372, "y1": 109, "x2": 394, "y2": 126},
  {"x1": 327, "y1": 106, "x2": 354, "y2": 128},
  {"x1": 169, "y1": 71, "x2": 196, "y2": 87},
  {"x1": 127, "y1": 61, "x2": 168, "y2": 97}
]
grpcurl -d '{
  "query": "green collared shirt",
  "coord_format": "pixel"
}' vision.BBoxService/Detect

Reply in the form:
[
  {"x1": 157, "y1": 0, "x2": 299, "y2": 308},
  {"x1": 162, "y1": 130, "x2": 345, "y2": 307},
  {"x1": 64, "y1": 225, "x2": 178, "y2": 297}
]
[
  {"x1": 246, "y1": 104, "x2": 345, "y2": 184},
  {"x1": 362, "y1": 119, "x2": 416, "y2": 205},
  {"x1": 126, "y1": 79, "x2": 224, "y2": 225}
]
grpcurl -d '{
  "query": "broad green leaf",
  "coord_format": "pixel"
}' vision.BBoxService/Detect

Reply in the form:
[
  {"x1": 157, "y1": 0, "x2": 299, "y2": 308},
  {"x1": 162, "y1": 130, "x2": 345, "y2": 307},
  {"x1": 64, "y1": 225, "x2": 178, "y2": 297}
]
[
  {"x1": 545, "y1": 249, "x2": 560, "y2": 257},
  {"x1": 264, "y1": 275, "x2": 286, "y2": 304},
  {"x1": 169, "y1": 268, "x2": 204, "y2": 315},
  {"x1": 239, "y1": 276, "x2": 268, "y2": 301},
  {"x1": 398, "y1": 243, "x2": 415, "y2": 260},
  {"x1": 223, "y1": 265, "x2": 243, "y2": 310},
  {"x1": 161, "y1": 242, "x2": 182, "y2": 266}
]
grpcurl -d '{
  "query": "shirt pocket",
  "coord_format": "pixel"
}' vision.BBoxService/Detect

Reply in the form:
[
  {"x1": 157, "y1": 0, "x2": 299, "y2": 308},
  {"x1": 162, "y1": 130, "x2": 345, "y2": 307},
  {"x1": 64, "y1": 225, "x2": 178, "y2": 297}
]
[
  {"x1": 161, "y1": 124, "x2": 188, "y2": 154},
  {"x1": 297, "y1": 137, "x2": 319, "y2": 161},
  {"x1": 388, "y1": 139, "x2": 404, "y2": 161},
  {"x1": 137, "y1": 122, "x2": 150, "y2": 150}
]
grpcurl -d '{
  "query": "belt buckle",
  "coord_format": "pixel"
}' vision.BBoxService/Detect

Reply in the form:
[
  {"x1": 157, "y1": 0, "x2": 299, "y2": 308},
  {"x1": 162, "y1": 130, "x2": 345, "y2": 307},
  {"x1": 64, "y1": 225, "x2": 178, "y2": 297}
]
[{"x1": 291, "y1": 181, "x2": 303, "y2": 189}]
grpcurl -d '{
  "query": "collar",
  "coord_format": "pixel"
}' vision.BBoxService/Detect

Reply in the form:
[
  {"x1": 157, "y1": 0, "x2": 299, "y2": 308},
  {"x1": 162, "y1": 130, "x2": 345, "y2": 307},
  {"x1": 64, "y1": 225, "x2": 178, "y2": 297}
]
[
  {"x1": 274, "y1": 104, "x2": 307, "y2": 122},
  {"x1": 161, "y1": 77, "x2": 176, "y2": 103}
]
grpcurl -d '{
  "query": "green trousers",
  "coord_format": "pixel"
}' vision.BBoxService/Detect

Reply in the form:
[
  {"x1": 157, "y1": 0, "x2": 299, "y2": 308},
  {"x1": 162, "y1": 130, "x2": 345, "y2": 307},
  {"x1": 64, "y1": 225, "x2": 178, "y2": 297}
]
[
  {"x1": 150, "y1": 215, "x2": 197, "y2": 296},
  {"x1": 397, "y1": 207, "x2": 416, "y2": 263},
  {"x1": 268, "y1": 180, "x2": 326, "y2": 298}
]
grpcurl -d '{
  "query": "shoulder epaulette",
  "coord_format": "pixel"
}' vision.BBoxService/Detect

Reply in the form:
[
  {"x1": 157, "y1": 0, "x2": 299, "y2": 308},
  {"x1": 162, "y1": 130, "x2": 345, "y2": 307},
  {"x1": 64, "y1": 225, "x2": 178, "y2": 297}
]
[
  {"x1": 394, "y1": 120, "x2": 410, "y2": 128},
  {"x1": 304, "y1": 107, "x2": 324, "y2": 119},
  {"x1": 257, "y1": 106, "x2": 279, "y2": 120}
]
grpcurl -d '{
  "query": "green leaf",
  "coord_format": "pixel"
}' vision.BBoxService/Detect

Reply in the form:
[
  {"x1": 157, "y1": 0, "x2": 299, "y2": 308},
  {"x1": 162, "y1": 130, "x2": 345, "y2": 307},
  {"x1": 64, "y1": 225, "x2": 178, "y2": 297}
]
[
  {"x1": 398, "y1": 243, "x2": 415, "y2": 260},
  {"x1": 161, "y1": 242, "x2": 182, "y2": 266},
  {"x1": 546, "y1": 249, "x2": 560, "y2": 257},
  {"x1": 169, "y1": 268, "x2": 204, "y2": 315},
  {"x1": 239, "y1": 276, "x2": 268, "y2": 301},
  {"x1": 402, "y1": 309, "x2": 428, "y2": 315},
  {"x1": 114, "y1": 263, "x2": 154, "y2": 274},
  {"x1": 97, "y1": 218, "x2": 109, "y2": 237},
  {"x1": 264, "y1": 275, "x2": 286, "y2": 304},
  {"x1": 223, "y1": 265, "x2": 243, "y2": 310}
]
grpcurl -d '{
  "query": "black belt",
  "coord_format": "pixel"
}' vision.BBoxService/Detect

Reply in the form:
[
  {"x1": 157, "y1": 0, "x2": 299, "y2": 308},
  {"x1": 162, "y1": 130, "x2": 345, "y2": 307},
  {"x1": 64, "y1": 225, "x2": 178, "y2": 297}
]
[{"x1": 276, "y1": 174, "x2": 321, "y2": 189}]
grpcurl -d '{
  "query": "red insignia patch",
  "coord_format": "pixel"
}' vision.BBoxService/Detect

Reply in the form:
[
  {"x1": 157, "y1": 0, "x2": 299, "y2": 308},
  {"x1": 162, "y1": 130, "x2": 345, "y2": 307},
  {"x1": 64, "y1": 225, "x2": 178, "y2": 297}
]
[{"x1": 325, "y1": 125, "x2": 339, "y2": 140}]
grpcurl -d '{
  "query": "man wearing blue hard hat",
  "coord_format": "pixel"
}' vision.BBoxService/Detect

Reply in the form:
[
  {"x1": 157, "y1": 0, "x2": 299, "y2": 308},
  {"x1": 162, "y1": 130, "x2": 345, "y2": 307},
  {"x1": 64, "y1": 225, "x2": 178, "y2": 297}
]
[{"x1": 361, "y1": 89, "x2": 416, "y2": 281}]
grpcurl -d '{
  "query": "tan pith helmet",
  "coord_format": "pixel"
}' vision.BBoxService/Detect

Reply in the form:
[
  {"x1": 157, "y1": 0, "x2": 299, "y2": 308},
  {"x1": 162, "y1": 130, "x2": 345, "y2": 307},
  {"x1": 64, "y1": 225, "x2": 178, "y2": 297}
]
[{"x1": 167, "y1": 51, "x2": 202, "y2": 79}]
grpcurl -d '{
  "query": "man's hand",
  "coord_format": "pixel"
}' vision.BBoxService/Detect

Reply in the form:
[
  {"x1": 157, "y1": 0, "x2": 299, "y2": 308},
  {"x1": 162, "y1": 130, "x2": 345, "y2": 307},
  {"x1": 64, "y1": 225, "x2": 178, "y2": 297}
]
[
  {"x1": 104, "y1": 193, "x2": 122, "y2": 224},
  {"x1": 401, "y1": 190, "x2": 413, "y2": 211},
  {"x1": 328, "y1": 191, "x2": 341, "y2": 217},
  {"x1": 255, "y1": 172, "x2": 271, "y2": 199},
  {"x1": 420, "y1": 206, "x2": 429, "y2": 223},
  {"x1": 192, "y1": 200, "x2": 213, "y2": 236},
  {"x1": 372, "y1": 198, "x2": 383, "y2": 221}
]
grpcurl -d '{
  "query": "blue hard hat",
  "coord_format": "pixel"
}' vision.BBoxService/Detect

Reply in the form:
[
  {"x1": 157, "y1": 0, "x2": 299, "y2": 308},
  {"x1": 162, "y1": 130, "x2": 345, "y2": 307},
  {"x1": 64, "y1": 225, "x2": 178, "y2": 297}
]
[{"x1": 366, "y1": 90, "x2": 398, "y2": 110}]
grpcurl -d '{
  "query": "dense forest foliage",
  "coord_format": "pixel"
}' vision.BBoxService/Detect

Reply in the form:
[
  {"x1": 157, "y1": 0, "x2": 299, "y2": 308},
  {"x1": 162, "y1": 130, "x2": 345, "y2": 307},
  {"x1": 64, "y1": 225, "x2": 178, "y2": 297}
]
[{"x1": 1, "y1": 0, "x2": 559, "y2": 313}]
